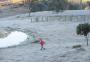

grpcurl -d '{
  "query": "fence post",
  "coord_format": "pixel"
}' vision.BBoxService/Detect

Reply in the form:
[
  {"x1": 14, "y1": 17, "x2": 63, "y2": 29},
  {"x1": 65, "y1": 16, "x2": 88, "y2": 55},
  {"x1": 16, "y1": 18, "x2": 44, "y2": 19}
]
[
  {"x1": 31, "y1": 17, "x2": 32, "y2": 23},
  {"x1": 46, "y1": 16, "x2": 48, "y2": 22},
  {"x1": 36, "y1": 17, "x2": 39, "y2": 22}
]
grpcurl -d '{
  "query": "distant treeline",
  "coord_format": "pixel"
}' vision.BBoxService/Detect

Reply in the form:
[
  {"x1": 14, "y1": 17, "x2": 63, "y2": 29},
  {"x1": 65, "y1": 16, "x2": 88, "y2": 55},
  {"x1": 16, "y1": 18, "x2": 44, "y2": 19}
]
[{"x1": 23, "y1": 0, "x2": 90, "y2": 12}]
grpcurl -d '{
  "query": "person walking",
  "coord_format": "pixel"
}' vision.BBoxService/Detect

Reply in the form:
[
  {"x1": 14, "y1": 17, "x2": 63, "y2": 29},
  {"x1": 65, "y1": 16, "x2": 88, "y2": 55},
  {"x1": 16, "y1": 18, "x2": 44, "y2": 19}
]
[{"x1": 39, "y1": 38, "x2": 45, "y2": 50}]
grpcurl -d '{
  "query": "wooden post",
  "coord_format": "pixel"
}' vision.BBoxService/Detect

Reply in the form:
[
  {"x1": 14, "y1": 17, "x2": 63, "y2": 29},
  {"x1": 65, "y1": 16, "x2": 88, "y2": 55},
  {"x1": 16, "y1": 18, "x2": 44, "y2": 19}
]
[
  {"x1": 47, "y1": 16, "x2": 48, "y2": 22},
  {"x1": 36, "y1": 17, "x2": 39, "y2": 22},
  {"x1": 71, "y1": 15, "x2": 73, "y2": 21},
  {"x1": 45, "y1": 16, "x2": 48, "y2": 22},
  {"x1": 31, "y1": 17, "x2": 32, "y2": 22},
  {"x1": 65, "y1": 15, "x2": 66, "y2": 22},
  {"x1": 85, "y1": 36, "x2": 88, "y2": 46}
]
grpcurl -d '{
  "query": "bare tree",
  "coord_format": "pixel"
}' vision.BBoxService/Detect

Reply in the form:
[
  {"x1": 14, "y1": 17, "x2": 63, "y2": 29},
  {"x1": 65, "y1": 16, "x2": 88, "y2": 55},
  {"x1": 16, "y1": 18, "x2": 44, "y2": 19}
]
[{"x1": 25, "y1": 0, "x2": 32, "y2": 16}]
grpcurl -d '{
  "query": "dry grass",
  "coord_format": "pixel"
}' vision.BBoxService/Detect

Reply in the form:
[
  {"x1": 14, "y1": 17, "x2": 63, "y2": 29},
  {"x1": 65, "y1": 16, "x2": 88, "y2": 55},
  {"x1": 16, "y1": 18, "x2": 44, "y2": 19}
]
[{"x1": 0, "y1": 31, "x2": 10, "y2": 38}]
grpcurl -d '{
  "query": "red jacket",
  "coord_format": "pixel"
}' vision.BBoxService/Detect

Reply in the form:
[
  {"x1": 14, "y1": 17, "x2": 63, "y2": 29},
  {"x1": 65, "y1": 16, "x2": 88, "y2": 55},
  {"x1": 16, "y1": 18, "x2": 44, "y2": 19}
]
[{"x1": 39, "y1": 39, "x2": 45, "y2": 46}]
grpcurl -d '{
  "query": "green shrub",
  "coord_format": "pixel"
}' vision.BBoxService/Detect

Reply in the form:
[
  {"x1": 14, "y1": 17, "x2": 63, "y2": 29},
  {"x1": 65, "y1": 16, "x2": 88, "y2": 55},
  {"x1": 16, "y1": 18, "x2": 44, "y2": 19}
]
[
  {"x1": 77, "y1": 23, "x2": 90, "y2": 36},
  {"x1": 76, "y1": 23, "x2": 90, "y2": 46}
]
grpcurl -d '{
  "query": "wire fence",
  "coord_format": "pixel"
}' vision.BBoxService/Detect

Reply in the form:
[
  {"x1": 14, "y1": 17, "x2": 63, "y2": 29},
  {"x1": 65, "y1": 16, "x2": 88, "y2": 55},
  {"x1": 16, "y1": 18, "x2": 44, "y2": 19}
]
[{"x1": 28, "y1": 15, "x2": 90, "y2": 23}]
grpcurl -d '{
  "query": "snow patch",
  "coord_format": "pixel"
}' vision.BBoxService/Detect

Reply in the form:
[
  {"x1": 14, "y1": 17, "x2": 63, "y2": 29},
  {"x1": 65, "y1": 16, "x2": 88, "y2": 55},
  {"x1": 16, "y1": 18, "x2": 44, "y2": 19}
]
[{"x1": 0, "y1": 31, "x2": 28, "y2": 48}]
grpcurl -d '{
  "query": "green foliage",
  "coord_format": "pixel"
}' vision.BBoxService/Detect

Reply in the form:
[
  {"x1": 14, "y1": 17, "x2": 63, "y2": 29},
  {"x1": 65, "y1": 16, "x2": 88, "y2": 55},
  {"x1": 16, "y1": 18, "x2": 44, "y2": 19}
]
[
  {"x1": 76, "y1": 23, "x2": 90, "y2": 46},
  {"x1": 68, "y1": 4, "x2": 80, "y2": 10},
  {"x1": 27, "y1": 0, "x2": 48, "y2": 12},
  {"x1": 31, "y1": 3, "x2": 48, "y2": 12},
  {"x1": 77, "y1": 23, "x2": 90, "y2": 36},
  {"x1": 48, "y1": 0, "x2": 67, "y2": 12},
  {"x1": 87, "y1": 1, "x2": 90, "y2": 6}
]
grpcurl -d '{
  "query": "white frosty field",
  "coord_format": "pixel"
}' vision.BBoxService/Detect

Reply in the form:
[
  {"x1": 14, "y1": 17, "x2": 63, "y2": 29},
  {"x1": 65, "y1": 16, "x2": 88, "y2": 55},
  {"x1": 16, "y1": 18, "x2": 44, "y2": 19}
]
[{"x1": 0, "y1": 11, "x2": 90, "y2": 62}]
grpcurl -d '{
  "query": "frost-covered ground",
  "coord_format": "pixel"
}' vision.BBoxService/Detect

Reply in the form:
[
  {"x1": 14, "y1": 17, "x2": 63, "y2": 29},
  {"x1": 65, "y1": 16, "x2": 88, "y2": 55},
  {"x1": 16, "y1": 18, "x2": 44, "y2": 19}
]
[{"x1": 0, "y1": 11, "x2": 90, "y2": 62}]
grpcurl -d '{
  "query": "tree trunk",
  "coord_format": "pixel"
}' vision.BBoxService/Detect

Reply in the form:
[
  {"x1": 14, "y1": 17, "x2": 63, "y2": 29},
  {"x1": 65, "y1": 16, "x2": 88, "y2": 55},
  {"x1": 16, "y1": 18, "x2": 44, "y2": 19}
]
[
  {"x1": 85, "y1": 35, "x2": 88, "y2": 46},
  {"x1": 28, "y1": 7, "x2": 31, "y2": 17}
]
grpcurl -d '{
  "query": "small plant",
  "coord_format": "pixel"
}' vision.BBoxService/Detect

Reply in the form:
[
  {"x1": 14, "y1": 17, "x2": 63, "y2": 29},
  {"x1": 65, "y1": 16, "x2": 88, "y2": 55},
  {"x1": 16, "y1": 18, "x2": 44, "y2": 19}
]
[{"x1": 76, "y1": 23, "x2": 90, "y2": 46}]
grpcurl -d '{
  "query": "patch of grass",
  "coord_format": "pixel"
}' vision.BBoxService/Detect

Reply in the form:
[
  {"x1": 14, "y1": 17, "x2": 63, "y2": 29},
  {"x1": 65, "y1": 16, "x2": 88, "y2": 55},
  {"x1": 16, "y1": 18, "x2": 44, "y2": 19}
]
[{"x1": 0, "y1": 31, "x2": 9, "y2": 38}]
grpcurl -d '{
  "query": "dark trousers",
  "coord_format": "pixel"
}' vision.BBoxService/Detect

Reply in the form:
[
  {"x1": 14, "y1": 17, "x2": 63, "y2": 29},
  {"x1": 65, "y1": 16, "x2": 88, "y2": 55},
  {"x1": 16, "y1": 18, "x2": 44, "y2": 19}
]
[{"x1": 41, "y1": 46, "x2": 45, "y2": 50}]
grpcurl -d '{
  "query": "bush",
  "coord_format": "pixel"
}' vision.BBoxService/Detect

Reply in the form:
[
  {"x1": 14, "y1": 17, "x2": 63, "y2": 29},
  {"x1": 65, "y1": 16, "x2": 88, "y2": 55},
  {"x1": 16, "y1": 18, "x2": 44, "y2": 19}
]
[
  {"x1": 48, "y1": 0, "x2": 67, "y2": 12},
  {"x1": 76, "y1": 23, "x2": 90, "y2": 46},
  {"x1": 77, "y1": 23, "x2": 90, "y2": 36}
]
